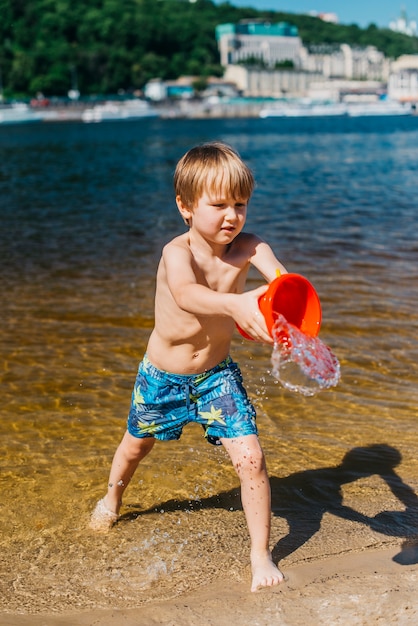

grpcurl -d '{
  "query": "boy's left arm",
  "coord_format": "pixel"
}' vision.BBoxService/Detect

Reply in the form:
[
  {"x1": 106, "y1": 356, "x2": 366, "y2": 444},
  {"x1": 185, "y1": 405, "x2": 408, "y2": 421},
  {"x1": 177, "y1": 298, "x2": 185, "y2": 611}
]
[{"x1": 249, "y1": 237, "x2": 288, "y2": 282}]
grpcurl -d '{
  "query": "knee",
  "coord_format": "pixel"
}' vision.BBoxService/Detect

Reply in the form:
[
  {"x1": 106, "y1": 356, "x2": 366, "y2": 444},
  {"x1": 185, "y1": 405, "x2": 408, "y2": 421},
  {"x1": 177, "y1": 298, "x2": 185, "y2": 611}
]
[
  {"x1": 233, "y1": 445, "x2": 266, "y2": 478},
  {"x1": 121, "y1": 433, "x2": 154, "y2": 462}
]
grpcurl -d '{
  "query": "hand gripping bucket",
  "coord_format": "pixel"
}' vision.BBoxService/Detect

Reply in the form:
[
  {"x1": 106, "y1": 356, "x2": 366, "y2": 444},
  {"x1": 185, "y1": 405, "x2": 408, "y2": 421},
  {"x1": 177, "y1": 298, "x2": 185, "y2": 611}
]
[{"x1": 238, "y1": 273, "x2": 322, "y2": 340}]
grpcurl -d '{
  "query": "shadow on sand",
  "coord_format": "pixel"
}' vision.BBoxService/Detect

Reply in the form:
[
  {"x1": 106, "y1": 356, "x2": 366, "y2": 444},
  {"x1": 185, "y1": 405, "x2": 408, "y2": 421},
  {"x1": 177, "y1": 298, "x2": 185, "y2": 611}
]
[{"x1": 120, "y1": 443, "x2": 418, "y2": 566}]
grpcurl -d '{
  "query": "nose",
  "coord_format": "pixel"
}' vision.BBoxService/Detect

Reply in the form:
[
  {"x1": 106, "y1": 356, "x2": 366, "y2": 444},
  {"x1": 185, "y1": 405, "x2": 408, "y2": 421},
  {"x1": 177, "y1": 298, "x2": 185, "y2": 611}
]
[{"x1": 225, "y1": 205, "x2": 238, "y2": 222}]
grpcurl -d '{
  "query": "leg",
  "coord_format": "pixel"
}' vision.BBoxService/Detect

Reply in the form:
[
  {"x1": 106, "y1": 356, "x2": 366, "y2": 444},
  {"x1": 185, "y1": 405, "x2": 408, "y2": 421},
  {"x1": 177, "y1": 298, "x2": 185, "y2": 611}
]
[
  {"x1": 90, "y1": 431, "x2": 155, "y2": 531},
  {"x1": 220, "y1": 434, "x2": 284, "y2": 591}
]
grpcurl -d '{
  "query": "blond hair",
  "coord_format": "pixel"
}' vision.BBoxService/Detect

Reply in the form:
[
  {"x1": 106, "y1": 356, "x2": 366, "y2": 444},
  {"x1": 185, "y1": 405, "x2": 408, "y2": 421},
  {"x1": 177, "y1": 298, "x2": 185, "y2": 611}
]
[{"x1": 174, "y1": 142, "x2": 255, "y2": 209}]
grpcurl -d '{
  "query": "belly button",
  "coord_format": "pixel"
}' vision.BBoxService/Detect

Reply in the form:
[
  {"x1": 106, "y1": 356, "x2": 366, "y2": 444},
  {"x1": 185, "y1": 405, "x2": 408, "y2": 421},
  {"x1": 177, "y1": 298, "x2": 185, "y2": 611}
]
[{"x1": 192, "y1": 352, "x2": 199, "y2": 359}]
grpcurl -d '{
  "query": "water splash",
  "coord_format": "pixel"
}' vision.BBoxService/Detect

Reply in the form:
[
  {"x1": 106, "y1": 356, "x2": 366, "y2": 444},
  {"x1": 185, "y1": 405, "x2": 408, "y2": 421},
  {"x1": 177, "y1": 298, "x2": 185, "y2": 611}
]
[{"x1": 271, "y1": 314, "x2": 341, "y2": 396}]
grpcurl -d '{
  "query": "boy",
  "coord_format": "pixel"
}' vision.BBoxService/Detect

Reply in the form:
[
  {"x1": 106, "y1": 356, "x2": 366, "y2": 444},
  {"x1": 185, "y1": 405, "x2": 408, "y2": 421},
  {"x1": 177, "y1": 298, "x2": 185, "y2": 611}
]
[{"x1": 90, "y1": 142, "x2": 287, "y2": 592}]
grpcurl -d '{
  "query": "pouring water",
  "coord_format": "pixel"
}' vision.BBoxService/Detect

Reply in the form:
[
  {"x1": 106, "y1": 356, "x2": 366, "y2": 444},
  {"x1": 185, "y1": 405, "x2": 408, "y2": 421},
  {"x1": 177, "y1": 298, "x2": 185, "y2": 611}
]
[{"x1": 270, "y1": 314, "x2": 340, "y2": 396}]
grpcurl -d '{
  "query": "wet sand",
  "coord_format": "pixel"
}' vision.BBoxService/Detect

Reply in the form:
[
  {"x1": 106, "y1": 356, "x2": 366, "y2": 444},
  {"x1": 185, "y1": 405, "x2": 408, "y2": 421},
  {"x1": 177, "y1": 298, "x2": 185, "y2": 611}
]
[{"x1": 3, "y1": 544, "x2": 418, "y2": 626}]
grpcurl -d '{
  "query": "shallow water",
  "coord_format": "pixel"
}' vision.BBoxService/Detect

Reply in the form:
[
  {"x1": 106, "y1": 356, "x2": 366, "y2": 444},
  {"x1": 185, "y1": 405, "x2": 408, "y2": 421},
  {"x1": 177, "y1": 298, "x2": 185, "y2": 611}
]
[{"x1": 1, "y1": 116, "x2": 418, "y2": 613}]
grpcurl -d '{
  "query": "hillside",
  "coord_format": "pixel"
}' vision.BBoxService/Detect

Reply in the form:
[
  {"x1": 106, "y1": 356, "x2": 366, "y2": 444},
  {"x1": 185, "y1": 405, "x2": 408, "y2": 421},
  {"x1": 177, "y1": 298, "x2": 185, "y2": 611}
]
[{"x1": 1, "y1": 0, "x2": 418, "y2": 98}]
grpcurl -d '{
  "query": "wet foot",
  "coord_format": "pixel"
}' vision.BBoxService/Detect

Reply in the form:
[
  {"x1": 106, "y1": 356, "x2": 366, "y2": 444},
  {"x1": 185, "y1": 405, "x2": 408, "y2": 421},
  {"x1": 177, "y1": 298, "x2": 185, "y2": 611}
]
[
  {"x1": 251, "y1": 552, "x2": 284, "y2": 592},
  {"x1": 89, "y1": 497, "x2": 119, "y2": 532}
]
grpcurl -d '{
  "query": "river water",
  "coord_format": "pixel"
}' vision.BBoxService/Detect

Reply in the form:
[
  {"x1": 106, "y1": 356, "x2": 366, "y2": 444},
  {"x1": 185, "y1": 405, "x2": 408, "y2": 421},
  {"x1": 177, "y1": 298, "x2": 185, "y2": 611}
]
[{"x1": 1, "y1": 115, "x2": 418, "y2": 614}]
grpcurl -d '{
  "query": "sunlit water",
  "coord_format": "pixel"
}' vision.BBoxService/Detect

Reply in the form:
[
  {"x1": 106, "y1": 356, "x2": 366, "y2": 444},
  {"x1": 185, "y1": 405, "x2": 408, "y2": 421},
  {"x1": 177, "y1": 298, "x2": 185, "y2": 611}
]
[{"x1": 1, "y1": 116, "x2": 418, "y2": 614}]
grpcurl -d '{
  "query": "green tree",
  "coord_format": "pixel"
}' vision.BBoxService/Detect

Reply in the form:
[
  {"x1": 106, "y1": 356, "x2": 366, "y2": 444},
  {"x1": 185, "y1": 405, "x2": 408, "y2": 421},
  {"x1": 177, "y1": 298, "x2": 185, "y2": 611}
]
[{"x1": 1, "y1": 0, "x2": 417, "y2": 98}]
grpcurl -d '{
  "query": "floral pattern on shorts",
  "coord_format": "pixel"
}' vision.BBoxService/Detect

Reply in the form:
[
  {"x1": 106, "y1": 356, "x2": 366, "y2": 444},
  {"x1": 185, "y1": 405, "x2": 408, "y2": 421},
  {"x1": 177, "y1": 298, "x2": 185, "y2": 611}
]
[{"x1": 127, "y1": 355, "x2": 257, "y2": 445}]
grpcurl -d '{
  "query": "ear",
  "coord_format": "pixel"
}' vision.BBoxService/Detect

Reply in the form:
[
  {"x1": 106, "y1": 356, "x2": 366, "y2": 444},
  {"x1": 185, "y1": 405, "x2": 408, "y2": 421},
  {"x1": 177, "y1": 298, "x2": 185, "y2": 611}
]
[{"x1": 176, "y1": 195, "x2": 193, "y2": 224}]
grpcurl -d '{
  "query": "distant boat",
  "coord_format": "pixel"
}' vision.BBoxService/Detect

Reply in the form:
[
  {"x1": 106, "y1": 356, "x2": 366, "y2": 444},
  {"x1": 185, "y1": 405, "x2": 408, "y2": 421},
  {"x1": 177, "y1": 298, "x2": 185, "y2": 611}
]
[
  {"x1": 259, "y1": 102, "x2": 348, "y2": 118},
  {"x1": 0, "y1": 103, "x2": 44, "y2": 125},
  {"x1": 260, "y1": 99, "x2": 414, "y2": 119},
  {"x1": 346, "y1": 101, "x2": 413, "y2": 117},
  {"x1": 82, "y1": 100, "x2": 159, "y2": 123}
]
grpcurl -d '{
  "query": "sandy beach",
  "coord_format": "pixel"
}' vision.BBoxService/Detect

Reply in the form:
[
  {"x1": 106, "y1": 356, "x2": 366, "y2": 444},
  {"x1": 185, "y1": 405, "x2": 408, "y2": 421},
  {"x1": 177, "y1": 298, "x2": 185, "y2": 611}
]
[
  {"x1": 2, "y1": 543, "x2": 417, "y2": 626},
  {"x1": 2, "y1": 118, "x2": 418, "y2": 626}
]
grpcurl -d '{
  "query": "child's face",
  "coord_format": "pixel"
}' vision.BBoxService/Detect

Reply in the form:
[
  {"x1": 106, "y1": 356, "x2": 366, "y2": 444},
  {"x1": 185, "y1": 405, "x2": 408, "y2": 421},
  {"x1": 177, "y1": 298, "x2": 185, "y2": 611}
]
[{"x1": 178, "y1": 189, "x2": 248, "y2": 244}]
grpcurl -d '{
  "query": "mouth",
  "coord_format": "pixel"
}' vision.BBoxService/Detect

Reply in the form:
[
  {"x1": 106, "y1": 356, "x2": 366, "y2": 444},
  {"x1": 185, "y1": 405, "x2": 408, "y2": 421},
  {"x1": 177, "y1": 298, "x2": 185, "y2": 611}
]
[{"x1": 221, "y1": 226, "x2": 236, "y2": 233}]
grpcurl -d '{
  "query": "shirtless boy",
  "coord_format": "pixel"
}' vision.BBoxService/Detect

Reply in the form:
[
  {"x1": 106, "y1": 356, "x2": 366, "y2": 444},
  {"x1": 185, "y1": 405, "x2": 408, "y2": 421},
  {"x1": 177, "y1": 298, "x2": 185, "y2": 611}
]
[{"x1": 90, "y1": 141, "x2": 287, "y2": 592}]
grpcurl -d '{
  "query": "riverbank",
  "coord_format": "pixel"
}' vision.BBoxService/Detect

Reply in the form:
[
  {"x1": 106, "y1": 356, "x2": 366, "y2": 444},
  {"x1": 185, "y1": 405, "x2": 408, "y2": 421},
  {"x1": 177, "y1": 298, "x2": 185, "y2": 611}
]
[
  {"x1": 3, "y1": 97, "x2": 416, "y2": 124},
  {"x1": 2, "y1": 544, "x2": 418, "y2": 625},
  {"x1": 0, "y1": 98, "x2": 266, "y2": 124},
  {"x1": 41, "y1": 98, "x2": 266, "y2": 121}
]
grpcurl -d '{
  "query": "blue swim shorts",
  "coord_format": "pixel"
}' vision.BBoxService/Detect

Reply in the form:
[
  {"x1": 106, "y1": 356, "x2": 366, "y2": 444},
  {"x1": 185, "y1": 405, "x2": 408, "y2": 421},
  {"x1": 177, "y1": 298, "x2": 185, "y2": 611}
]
[{"x1": 127, "y1": 354, "x2": 257, "y2": 445}]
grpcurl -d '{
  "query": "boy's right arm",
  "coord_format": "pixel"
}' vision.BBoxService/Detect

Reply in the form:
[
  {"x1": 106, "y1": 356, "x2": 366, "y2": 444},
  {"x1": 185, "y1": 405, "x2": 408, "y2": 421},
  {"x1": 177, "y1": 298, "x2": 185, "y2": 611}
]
[{"x1": 162, "y1": 241, "x2": 273, "y2": 343}]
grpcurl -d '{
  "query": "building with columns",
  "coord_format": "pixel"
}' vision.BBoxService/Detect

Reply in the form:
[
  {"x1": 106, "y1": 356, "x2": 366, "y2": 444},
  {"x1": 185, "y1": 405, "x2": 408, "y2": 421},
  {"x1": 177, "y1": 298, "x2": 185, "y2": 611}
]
[{"x1": 300, "y1": 44, "x2": 389, "y2": 81}]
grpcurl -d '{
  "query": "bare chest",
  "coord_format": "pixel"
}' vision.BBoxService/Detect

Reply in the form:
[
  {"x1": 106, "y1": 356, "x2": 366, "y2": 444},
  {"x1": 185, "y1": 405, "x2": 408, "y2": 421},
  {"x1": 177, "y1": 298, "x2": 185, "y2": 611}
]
[{"x1": 195, "y1": 257, "x2": 245, "y2": 293}]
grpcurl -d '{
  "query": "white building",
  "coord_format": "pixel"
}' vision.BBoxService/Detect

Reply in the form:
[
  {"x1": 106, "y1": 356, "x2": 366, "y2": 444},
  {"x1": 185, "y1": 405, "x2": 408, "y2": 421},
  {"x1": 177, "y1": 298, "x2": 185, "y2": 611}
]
[
  {"x1": 308, "y1": 79, "x2": 386, "y2": 103},
  {"x1": 388, "y1": 54, "x2": 418, "y2": 102},
  {"x1": 389, "y1": 8, "x2": 417, "y2": 36},
  {"x1": 318, "y1": 12, "x2": 339, "y2": 24},
  {"x1": 307, "y1": 11, "x2": 339, "y2": 24},
  {"x1": 223, "y1": 65, "x2": 322, "y2": 98},
  {"x1": 216, "y1": 20, "x2": 389, "y2": 89},
  {"x1": 144, "y1": 76, "x2": 239, "y2": 101},
  {"x1": 299, "y1": 44, "x2": 389, "y2": 80},
  {"x1": 144, "y1": 78, "x2": 167, "y2": 101}
]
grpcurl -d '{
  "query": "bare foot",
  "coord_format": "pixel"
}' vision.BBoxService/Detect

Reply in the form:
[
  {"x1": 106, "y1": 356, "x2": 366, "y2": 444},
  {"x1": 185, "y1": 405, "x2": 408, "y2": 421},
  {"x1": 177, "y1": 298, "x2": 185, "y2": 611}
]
[
  {"x1": 251, "y1": 551, "x2": 284, "y2": 592},
  {"x1": 89, "y1": 497, "x2": 119, "y2": 532}
]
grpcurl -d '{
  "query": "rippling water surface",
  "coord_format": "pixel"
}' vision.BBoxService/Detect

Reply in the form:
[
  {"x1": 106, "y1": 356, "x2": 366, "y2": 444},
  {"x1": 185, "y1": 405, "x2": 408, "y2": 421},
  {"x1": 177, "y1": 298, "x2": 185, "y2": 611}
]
[{"x1": 1, "y1": 116, "x2": 418, "y2": 613}]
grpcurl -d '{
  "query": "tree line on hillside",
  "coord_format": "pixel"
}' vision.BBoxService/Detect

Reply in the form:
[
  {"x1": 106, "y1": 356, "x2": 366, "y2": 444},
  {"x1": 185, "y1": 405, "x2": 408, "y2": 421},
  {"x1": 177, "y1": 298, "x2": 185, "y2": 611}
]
[{"x1": 1, "y1": 0, "x2": 418, "y2": 99}]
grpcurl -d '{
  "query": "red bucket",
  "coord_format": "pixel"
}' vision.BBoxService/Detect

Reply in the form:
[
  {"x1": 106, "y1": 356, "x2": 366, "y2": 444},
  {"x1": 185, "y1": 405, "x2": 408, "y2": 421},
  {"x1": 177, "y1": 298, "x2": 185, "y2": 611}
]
[{"x1": 237, "y1": 273, "x2": 322, "y2": 340}]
